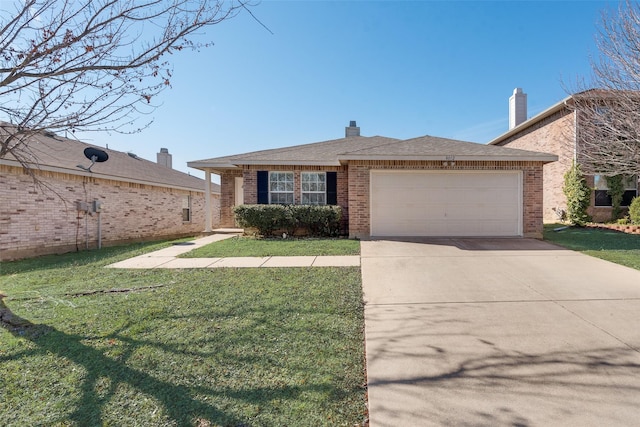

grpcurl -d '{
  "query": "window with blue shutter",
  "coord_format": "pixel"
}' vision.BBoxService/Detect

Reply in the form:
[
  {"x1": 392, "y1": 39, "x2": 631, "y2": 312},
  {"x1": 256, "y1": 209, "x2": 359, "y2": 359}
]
[
  {"x1": 257, "y1": 171, "x2": 269, "y2": 204},
  {"x1": 326, "y1": 172, "x2": 337, "y2": 205}
]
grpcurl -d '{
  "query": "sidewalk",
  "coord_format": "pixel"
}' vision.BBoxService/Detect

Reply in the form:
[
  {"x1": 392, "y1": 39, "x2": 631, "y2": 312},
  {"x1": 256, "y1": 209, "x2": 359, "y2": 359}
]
[{"x1": 106, "y1": 233, "x2": 360, "y2": 269}]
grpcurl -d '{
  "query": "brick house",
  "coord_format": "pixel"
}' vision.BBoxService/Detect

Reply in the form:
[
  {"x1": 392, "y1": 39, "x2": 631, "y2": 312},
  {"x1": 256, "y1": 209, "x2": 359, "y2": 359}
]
[
  {"x1": 0, "y1": 128, "x2": 220, "y2": 261},
  {"x1": 489, "y1": 88, "x2": 639, "y2": 223},
  {"x1": 188, "y1": 121, "x2": 556, "y2": 239}
]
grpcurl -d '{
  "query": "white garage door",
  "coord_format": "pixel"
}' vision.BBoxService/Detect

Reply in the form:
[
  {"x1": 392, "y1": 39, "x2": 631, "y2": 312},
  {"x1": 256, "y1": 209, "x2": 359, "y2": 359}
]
[{"x1": 370, "y1": 170, "x2": 522, "y2": 237}]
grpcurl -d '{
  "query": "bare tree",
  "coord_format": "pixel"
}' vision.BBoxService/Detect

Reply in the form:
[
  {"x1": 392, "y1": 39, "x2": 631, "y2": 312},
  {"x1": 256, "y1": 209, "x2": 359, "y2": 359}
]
[
  {"x1": 0, "y1": 0, "x2": 252, "y2": 169},
  {"x1": 570, "y1": 0, "x2": 640, "y2": 176}
]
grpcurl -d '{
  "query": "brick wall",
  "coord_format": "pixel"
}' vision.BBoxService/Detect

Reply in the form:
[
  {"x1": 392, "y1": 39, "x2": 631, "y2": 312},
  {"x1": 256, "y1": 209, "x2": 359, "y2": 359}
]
[
  {"x1": 220, "y1": 170, "x2": 243, "y2": 227},
  {"x1": 239, "y1": 165, "x2": 349, "y2": 232},
  {"x1": 494, "y1": 109, "x2": 576, "y2": 222},
  {"x1": 0, "y1": 165, "x2": 220, "y2": 260},
  {"x1": 347, "y1": 160, "x2": 546, "y2": 239}
]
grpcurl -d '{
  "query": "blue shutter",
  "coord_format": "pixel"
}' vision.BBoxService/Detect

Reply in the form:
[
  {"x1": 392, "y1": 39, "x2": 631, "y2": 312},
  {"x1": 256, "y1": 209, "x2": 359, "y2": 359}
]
[
  {"x1": 326, "y1": 172, "x2": 337, "y2": 205},
  {"x1": 257, "y1": 171, "x2": 269, "y2": 204}
]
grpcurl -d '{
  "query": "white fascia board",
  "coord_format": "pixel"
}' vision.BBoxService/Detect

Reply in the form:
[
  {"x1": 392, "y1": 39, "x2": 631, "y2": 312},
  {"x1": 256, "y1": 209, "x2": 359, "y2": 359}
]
[
  {"x1": 186, "y1": 161, "x2": 240, "y2": 170},
  {"x1": 237, "y1": 160, "x2": 342, "y2": 166},
  {"x1": 0, "y1": 159, "x2": 219, "y2": 194},
  {"x1": 187, "y1": 160, "x2": 342, "y2": 169},
  {"x1": 338, "y1": 154, "x2": 558, "y2": 163}
]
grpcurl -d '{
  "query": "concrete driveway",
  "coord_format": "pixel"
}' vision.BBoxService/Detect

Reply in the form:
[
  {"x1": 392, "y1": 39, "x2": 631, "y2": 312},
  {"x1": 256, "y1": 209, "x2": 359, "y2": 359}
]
[{"x1": 361, "y1": 238, "x2": 640, "y2": 426}]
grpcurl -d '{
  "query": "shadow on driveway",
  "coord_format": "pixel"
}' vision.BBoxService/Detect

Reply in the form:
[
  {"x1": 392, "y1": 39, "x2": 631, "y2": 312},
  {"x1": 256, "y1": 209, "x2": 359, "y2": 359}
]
[{"x1": 362, "y1": 239, "x2": 640, "y2": 426}]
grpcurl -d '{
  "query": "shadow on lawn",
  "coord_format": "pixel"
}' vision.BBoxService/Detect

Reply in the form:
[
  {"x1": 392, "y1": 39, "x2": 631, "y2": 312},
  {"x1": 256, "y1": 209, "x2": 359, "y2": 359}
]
[
  {"x1": 543, "y1": 225, "x2": 640, "y2": 251},
  {"x1": 0, "y1": 299, "x2": 340, "y2": 426}
]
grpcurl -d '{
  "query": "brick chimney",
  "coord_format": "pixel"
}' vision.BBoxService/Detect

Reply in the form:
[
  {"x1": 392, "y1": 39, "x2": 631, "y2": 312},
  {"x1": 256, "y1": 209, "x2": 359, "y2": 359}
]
[
  {"x1": 157, "y1": 147, "x2": 172, "y2": 168},
  {"x1": 345, "y1": 120, "x2": 360, "y2": 137},
  {"x1": 509, "y1": 88, "x2": 527, "y2": 129}
]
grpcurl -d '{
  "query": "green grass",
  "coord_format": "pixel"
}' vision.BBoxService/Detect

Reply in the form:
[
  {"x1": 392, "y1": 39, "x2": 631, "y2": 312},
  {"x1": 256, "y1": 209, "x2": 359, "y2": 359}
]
[
  {"x1": 544, "y1": 224, "x2": 640, "y2": 270},
  {"x1": 181, "y1": 236, "x2": 361, "y2": 258},
  {"x1": 0, "y1": 242, "x2": 366, "y2": 426}
]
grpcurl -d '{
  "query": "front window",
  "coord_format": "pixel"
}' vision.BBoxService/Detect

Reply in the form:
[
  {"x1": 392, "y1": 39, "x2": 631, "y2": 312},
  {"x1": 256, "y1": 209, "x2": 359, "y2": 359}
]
[
  {"x1": 182, "y1": 195, "x2": 191, "y2": 222},
  {"x1": 594, "y1": 175, "x2": 638, "y2": 207},
  {"x1": 301, "y1": 172, "x2": 326, "y2": 205},
  {"x1": 269, "y1": 172, "x2": 294, "y2": 204}
]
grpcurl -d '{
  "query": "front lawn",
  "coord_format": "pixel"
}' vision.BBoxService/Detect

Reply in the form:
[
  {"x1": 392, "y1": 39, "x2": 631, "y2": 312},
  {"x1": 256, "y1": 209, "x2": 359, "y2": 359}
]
[
  {"x1": 543, "y1": 224, "x2": 640, "y2": 270},
  {"x1": 181, "y1": 236, "x2": 361, "y2": 258},
  {"x1": 0, "y1": 243, "x2": 366, "y2": 426}
]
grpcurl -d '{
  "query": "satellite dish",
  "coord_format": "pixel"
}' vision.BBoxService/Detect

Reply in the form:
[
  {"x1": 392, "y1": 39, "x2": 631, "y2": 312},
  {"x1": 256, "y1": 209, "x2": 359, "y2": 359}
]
[
  {"x1": 77, "y1": 147, "x2": 109, "y2": 172},
  {"x1": 84, "y1": 147, "x2": 109, "y2": 163}
]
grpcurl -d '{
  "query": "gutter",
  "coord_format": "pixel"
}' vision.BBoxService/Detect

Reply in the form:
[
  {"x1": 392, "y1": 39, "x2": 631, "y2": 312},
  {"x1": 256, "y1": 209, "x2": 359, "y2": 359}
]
[{"x1": 337, "y1": 154, "x2": 558, "y2": 163}]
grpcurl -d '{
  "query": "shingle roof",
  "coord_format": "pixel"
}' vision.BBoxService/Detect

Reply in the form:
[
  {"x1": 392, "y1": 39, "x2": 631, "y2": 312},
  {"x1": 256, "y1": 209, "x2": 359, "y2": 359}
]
[
  {"x1": 1, "y1": 125, "x2": 218, "y2": 193},
  {"x1": 340, "y1": 134, "x2": 558, "y2": 161},
  {"x1": 189, "y1": 133, "x2": 557, "y2": 171},
  {"x1": 188, "y1": 136, "x2": 400, "y2": 168}
]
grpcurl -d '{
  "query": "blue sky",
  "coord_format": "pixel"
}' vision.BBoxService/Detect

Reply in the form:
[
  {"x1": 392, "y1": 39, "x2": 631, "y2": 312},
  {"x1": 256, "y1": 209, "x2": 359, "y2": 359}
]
[{"x1": 83, "y1": 0, "x2": 615, "y2": 180}]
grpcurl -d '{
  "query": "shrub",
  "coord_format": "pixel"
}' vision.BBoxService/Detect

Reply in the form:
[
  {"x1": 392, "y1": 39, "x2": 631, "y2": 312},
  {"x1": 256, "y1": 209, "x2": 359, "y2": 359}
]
[
  {"x1": 629, "y1": 197, "x2": 640, "y2": 225},
  {"x1": 563, "y1": 163, "x2": 592, "y2": 226},
  {"x1": 291, "y1": 205, "x2": 343, "y2": 237},
  {"x1": 233, "y1": 204, "x2": 343, "y2": 237},
  {"x1": 617, "y1": 216, "x2": 630, "y2": 225},
  {"x1": 233, "y1": 204, "x2": 291, "y2": 236}
]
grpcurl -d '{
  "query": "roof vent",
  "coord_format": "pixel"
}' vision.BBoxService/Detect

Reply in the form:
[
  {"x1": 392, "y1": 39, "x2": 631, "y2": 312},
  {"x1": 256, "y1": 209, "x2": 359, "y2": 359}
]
[{"x1": 345, "y1": 120, "x2": 360, "y2": 137}]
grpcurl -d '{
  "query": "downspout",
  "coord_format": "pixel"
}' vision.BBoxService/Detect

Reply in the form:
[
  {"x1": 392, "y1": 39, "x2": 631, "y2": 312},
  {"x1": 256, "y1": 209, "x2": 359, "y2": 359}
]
[
  {"x1": 573, "y1": 106, "x2": 578, "y2": 163},
  {"x1": 204, "y1": 170, "x2": 212, "y2": 233},
  {"x1": 97, "y1": 211, "x2": 102, "y2": 249},
  {"x1": 85, "y1": 212, "x2": 89, "y2": 250},
  {"x1": 565, "y1": 97, "x2": 578, "y2": 163}
]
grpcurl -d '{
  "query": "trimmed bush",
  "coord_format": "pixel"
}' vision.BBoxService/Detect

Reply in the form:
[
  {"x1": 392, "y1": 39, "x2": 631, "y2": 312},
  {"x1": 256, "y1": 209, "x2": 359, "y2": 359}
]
[
  {"x1": 234, "y1": 204, "x2": 343, "y2": 237},
  {"x1": 233, "y1": 204, "x2": 291, "y2": 236},
  {"x1": 292, "y1": 205, "x2": 343, "y2": 237},
  {"x1": 563, "y1": 163, "x2": 592, "y2": 226},
  {"x1": 629, "y1": 197, "x2": 640, "y2": 225}
]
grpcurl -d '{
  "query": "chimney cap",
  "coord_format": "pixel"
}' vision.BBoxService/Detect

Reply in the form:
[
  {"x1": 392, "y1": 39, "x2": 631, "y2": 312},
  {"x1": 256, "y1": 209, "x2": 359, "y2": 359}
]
[{"x1": 345, "y1": 120, "x2": 360, "y2": 137}]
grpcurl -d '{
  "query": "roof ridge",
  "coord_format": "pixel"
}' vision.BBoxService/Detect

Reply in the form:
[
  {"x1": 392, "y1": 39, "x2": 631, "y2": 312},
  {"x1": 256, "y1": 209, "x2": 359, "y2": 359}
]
[
  {"x1": 1, "y1": 123, "x2": 212, "y2": 191},
  {"x1": 339, "y1": 137, "x2": 402, "y2": 155},
  {"x1": 191, "y1": 135, "x2": 399, "y2": 163}
]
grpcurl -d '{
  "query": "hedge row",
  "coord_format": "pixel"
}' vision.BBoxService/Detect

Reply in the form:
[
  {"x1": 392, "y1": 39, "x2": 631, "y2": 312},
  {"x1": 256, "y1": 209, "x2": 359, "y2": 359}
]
[{"x1": 233, "y1": 204, "x2": 343, "y2": 237}]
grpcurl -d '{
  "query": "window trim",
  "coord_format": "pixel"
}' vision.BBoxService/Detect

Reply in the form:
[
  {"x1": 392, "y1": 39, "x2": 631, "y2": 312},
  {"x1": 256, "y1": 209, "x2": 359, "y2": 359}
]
[
  {"x1": 268, "y1": 171, "x2": 294, "y2": 205},
  {"x1": 301, "y1": 171, "x2": 327, "y2": 205}
]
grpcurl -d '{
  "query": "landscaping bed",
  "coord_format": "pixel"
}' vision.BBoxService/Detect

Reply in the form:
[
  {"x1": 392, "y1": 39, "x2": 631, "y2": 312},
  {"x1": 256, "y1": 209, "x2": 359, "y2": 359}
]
[
  {"x1": 0, "y1": 242, "x2": 367, "y2": 426},
  {"x1": 585, "y1": 223, "x2": 640, "y2": 235}
]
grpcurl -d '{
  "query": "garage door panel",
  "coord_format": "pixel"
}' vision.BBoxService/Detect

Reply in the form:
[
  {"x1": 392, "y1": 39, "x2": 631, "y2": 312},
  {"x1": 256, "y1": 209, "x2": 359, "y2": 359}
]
[{"x1": 370, "y1": 171, "x2": 522, "y2": 237}]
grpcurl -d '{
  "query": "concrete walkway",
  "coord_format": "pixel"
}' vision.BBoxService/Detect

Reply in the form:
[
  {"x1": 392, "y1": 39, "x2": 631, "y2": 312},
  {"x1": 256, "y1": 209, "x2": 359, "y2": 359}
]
[
  {"x1": 361, "y1": 238, "x2": 640, "y2": 427},
  {"x1": 106, "y1": 233, "x2": 360, "y2": 269}
]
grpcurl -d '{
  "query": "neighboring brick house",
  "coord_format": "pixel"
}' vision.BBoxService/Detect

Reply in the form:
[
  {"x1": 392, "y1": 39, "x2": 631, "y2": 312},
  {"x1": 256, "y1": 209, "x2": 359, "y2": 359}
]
[
  {"x1": 0, "y1": 128, "x2": 220, "y2": 261},
  {"x1": 489, "y1": 88, "x2": 639, "y2": 223},
  {"x1": 188, "y1": 121, "x2": 556, "y2": 239}
]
